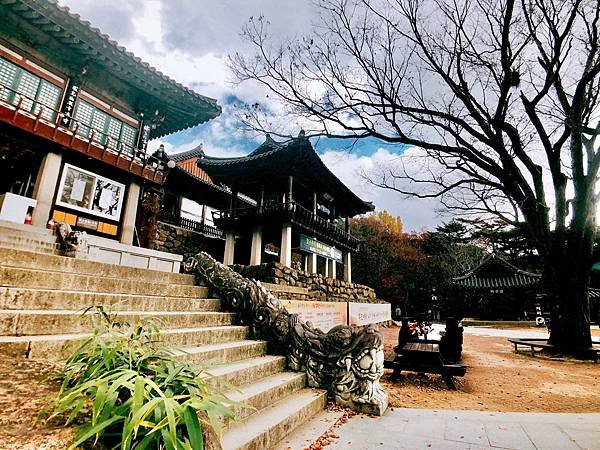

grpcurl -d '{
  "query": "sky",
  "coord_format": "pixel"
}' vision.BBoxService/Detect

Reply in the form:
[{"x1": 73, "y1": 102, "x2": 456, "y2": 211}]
[{"x1": 58, "y1": 0, "x2": 446, "y2": 231}]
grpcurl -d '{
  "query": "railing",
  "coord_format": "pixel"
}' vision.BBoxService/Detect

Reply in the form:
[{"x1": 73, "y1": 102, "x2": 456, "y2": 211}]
[
  {"x1": 0, "y1": 83, "x2": 168, "y2": 183},
  {"x1": 159, "y1": 211, "x2": 225, "y2": 239},
  {"x1": 213, "y1": 200, "x2": 360, "y2": 250}
]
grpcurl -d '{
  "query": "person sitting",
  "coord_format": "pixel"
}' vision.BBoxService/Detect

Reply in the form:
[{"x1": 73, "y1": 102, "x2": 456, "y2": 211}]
[{"x1": 395, "y1": 318, "x2": 417, "y2": 352}]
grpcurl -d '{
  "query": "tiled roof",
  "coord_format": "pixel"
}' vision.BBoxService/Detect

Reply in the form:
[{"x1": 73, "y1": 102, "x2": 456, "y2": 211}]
[
  {"x1": 170, "y1": 145, "x2": 206, "y2": 163},
  {"x1": 3, "y1": 0, "x2": 220, "y2": 137},
  {"x1": 198, "y1": 133, "x2": 375, "y2": 216},
  {"x1": 453, "y1": 253, "x2": 542, "y2": 289}
]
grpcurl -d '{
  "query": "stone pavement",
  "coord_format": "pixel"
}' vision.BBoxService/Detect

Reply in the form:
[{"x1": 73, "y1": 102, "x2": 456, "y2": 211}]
[{"x1": 278, "y1": 408, "x2": 600, "y2": 450}]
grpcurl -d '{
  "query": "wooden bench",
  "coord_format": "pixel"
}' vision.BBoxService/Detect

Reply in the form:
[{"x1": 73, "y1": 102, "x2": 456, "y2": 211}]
[
  {"x1": 507, "y1": 338, "x2": 554, "y2": 356},
  {"x1": 384, "y1": 340, "x2": 467, "y2": 389},
  {"x1": 508, "y1": 338, "x2": 600, "y2": 359}
]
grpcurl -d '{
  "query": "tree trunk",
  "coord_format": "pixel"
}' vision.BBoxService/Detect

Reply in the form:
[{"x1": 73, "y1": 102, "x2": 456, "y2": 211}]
[{"x1": 545, "y1": 244, "x2": 593, "y2": 357}]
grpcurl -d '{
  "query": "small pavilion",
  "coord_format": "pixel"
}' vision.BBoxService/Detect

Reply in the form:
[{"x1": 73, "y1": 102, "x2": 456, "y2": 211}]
[
  {"x1": 452, "y1": 253, "x2": 542, "y2": 290},
  {"x1": 197, "y1": 132, "x2": 374, "y2": 281},
  {"x1": 452, "y1": 253, "x2": 541, "y2": 319}
]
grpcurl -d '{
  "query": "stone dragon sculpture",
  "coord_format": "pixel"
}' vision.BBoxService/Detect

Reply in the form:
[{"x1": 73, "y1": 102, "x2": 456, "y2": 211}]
[
  {"x1": 185, "y1": 252, "x2": 388, "y2": 415},
  {"x1": 54, "y1": 221, "x2": 88, "y2": 258}
]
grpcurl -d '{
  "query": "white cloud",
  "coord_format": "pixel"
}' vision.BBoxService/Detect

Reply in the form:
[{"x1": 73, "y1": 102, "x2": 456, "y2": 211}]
[
  {"x1": 319, "y1": 149, "x2": 444, "y2": 231},
  {"x1": 57, "y1": 0, "x2": 447, "y2": 231}
]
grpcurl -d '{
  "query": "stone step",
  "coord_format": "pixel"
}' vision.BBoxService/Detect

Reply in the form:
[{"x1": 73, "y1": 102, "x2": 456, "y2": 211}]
[
  {"x1": 0, "y1": 266, "x2": 206, "y2": 297},
  {"x1": 0, "y1": 309, "x2": 236, "y2": 335},
  {"x1": 225, "y1": 372, "x2": 307, "y2": 425},
  {"x1": 0, "y1": 287, "x2": 221, "y2": 312},
  {"x1": 220, "y1": 388, "x2": 328, "y2": 450},
  {"x1": 174, "y1": 340, "x2": 269, "y2": 367},
  {"x1": 208, "y1": 355, "x2": 288, "y2": 388},
  {"x1": 0, "y1": 240, "x2": 60, "y2": 255},
  {"x1": 0, "y1": 325, "x2": 249, "y2": 359},
  {"x1": 0, "y1": 248, "x2": 194, "y2": 285}
]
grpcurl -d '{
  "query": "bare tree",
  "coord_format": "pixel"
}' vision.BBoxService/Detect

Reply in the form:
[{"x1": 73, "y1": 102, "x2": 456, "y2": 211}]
[{"x1": 229, "y1": 0, "x2": 600, "y2": 356}]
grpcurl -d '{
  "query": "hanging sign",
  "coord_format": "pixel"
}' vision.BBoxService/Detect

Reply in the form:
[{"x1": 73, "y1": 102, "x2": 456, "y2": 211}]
[
  {"x1": 348, "y1": 303, "x2": 392, "y2": 326},
  {"x1": 281, "y1": 300, "x2": 347, "y2": 332},
  {"x1": 300, "y1": 234, "x2": 342, "y2": 263}
]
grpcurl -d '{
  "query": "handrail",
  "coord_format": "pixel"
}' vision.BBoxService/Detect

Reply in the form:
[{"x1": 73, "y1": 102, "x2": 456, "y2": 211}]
[
  {"x1": 159, "y1": 211, "x2": 225, "y2": 239},
  {"x1": 0, "y1": 83, "x2": 168, "y2": 176},
  {"x1": 185, "y1": 252, "x2": 388, "y2": 415}
]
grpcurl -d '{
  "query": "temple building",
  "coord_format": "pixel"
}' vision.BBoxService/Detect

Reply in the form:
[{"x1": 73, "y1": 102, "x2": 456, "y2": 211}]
[
  {"x1": 0, "y1": 0, "x2": 374, "y2": 279},
  {"x1": 0, "y1": 0, "x2": 221, "y2": 267},
  {"x1": 197, "y1": 133, "x2": 374, "y2": 282}
]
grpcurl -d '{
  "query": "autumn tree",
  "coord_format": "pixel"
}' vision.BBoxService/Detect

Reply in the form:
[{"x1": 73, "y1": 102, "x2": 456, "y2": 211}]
[{"x1": 230, "y1": 0, "x2": 600, "y2": 355}]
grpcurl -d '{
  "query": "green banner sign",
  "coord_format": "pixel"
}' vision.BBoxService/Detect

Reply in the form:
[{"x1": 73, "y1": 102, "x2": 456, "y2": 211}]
[{"x1": 300, "y1": 234, "x2": 343, "y2": 263}]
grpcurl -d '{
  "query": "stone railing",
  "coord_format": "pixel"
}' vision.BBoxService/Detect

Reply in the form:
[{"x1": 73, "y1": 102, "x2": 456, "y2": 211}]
[
  {"x1": 185, "y1": 252, "x2": 388, "y2": 415},
  {"x1": 232, "y1": 262, "x2": 381, "y2": 303}
]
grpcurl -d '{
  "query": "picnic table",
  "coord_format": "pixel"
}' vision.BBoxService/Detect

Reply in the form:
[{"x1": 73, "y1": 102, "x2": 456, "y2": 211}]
[{"x1": 385, "y1": 339, "x2": 467, "y2": 389}]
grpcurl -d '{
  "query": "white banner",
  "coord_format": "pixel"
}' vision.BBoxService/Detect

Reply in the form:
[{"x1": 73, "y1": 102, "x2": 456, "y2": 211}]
[
  {"x1": 282, "y1": 300, "x2": 347, "y2": 332},
  {"x1": 348, "y1": 303, "x2": 392, "y2": 326}
]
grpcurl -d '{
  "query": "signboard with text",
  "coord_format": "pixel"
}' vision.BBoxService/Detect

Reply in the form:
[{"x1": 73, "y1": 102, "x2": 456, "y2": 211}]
[
  {"x1": 299, "y1": 234, "x2": 343, "y2": 262},
  {"x1": 348, "y1": 303, "x2": 392, "y2": 326},
  {"x1": 281, "y1": 300, "x2": 347, "y2": 332}
]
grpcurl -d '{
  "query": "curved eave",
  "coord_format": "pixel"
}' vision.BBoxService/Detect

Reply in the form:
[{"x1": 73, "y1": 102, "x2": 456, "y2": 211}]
[
  {"x1": 198, "y1": 137, "x2": 374, "y2": 216},
  {"x1": 7, "y1": 0, "x2": 221, "y2": 137},
  {"x1": 452, "y1": 253, "x2": 542, "y2": 289},
  {"x1": 452, "y1": 275, "x2": 541, "y2": 289}
]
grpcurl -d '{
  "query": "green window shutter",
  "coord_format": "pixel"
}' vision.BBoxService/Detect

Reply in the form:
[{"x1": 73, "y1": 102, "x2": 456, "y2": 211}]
[
  {"x1": 0, "y1": 58, "x2": 18, "y2": 102},
  {"x1": 35, "y1": 80, "x2": 61, "y2": 120},
  {"x1": 119, "y1": 123, "x2": 137, "y2": 154},
  {"x1": 14, "y1": 70, "x2": 40, "y2": 111},
  {"x1": 73, "y1": 99, "x2": 94, "y2": 137},
  {"x1": 106, "y1": 116, "x2": 122, "y2": 149},
  {"x1": 90, "y1": 108, "x2": 109, "y2": 144}
]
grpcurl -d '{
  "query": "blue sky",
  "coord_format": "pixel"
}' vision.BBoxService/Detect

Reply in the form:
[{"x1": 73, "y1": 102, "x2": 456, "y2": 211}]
[{"x1": 58, "y1": 0, "x2": 444, "y2": 231}]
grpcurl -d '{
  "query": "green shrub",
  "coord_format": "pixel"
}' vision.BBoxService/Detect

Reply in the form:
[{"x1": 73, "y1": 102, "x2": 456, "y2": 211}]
[{"x1": 43, "y1": 306, "x2": 238, "y2": 450}]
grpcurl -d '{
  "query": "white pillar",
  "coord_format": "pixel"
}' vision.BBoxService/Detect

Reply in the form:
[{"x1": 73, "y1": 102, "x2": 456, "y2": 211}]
[
  {"x1": 280, "y1": 223, "x2": 292, "y2": 267},
  {"x1": 250, "y1": 225, "x2": 262, "y2": 265},
  {"x1": 32, "y1": 151, "x2": 62, "y2": 228},
  {"x1": 305, "y1": 253, "x2": 318, "y2": 273},
  {"x1": 328, "y1": 259, "x2": 337, "y2": 279},
  {"x1": 324, "y1": 258, "x2": 329, "y2": 277},
  {"x1": 224, "y1": 232, "x2": 235, "y2": 265},
  {"x1": 344, "y1": 252, "x2": 352, "y2": 283},
  {"x1": 120, "y1": 180, "x2": 141, "y2": 245}
]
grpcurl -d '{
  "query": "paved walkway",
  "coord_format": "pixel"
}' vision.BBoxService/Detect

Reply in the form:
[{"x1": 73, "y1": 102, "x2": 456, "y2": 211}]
[
  {"x1": 463, "y1": 326, "x2": 549, "y2": 339},
  {"x1": 279, "y1": 408, "x2": 600, "y2": 450}
]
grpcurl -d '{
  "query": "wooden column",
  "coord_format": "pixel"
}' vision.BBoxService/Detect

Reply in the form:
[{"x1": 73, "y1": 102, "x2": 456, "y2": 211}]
[
  {"x1": 120, "y1": 179, "x2": 141, "y2": 245},
  {"x1": 280, "y1": 223, "x2": 292, "y2": 267},
  {"x1": 32, "y1": 151, "x2": 62, "y2": 228},
  {"x1": 224, "y1": 232, "x2": 235, "y2": 265},
  {"x1": 344, "y1": 252, "x2": 352, "y2": 283},
  {"x1": 327, "y1": 258, "x2": 336, "y2": 279},
  {"x1": 250, "y1": 225, "x2": 262, "y2": 265}
]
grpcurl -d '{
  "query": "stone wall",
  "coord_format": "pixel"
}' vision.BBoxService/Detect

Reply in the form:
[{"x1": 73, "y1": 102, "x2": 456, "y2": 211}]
[
  {"x1": 232, "y1": 261, "x2": 384, "y2": 304},
  {"x1": 153, "y1": 221, "x2": 223, "y2": 264}
]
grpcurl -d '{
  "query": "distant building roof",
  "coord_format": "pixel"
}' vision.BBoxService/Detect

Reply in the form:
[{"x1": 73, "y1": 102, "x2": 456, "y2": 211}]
[
  {"x1": 197, "y1": 133, "x2": 375, "y2": 217},
  {"x1": 1, "y1": 0, "x2": 220, "y2": 138},
  {"x1": 170, "y1": 144, "x2": 206, "y2": 163},
  {"x1": 453, "y1": 253, "x2": 541, "y2": 289}
]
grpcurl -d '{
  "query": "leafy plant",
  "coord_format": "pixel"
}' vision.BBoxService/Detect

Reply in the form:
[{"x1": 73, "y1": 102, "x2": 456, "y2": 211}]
[{"x1": 42, "y1": 306, "x2": 239, "y2": 450}]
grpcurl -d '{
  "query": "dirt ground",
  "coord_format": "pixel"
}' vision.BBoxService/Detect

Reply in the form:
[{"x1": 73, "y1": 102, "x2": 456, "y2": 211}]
[
  {"x1": 1, "y1": 327, "x2": 598, "y2": 449},
  {"x1": 382, "y1": 325, "x2": 600, "y2": 413},
  {"x1": 0, "y1": 359, "x2": 74, "y2": 450}
]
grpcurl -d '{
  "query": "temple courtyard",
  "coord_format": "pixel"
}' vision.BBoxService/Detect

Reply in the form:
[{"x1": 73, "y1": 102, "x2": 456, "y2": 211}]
[{"x1": 2, "y1": 324, "x2": 598, "y2": 450}]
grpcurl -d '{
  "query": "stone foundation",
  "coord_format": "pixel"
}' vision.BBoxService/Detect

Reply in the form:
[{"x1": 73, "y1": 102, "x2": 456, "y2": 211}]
[
  {"x1": 232, "y1": 261, "x2": 383, "y2": 303},
  {"x1": 153, "y1": 221, "x2": 224, "y2": 264}
]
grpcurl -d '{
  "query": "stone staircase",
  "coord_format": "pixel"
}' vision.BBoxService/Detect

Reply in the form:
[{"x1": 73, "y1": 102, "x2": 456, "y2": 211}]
[
  {"x1": 0, "y1": 220, "x2": 61, "y2": 255},
  {"x1": 0, "y1": 243, "x2": 326, "y2": 449}
]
